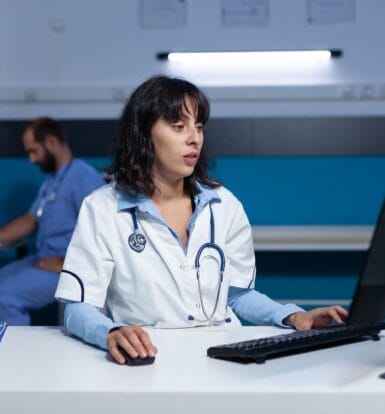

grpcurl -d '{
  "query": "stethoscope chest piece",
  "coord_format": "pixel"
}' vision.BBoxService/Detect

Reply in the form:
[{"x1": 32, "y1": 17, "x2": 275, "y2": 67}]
[
  {"x1": 46, "y1": 191, "x2": 56, "y2": 202},
  {"x1": 128, "y1": 232, "x2": 146, "y2": 253},
  {"x1": 128, "y1": 207, "x2": 147, "y2": 252}
]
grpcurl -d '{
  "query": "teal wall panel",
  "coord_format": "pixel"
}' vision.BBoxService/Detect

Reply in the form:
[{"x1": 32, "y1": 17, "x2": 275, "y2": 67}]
[
  {"x1": 211, "y1": 156, "x2": 385, "y2": 225},
  {"x1": 1, "y1": 155, "x2": 384, "y2": 225}
]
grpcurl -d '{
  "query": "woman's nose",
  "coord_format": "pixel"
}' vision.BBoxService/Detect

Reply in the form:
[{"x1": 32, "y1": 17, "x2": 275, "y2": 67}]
[{"x1": 187, "y1": 127, "x2": 201, "y2": 144}]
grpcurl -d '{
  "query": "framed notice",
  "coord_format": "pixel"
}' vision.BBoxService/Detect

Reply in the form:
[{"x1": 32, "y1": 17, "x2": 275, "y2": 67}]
[
  {"x1": 221, "y1": 0, "x2": 269, "y2": 27},
  {"x1": 139, "y1": 0, "x2": 187, "y2": 29},
  {"x1": 307, "y1": 0, "x2": 355, "y2": 24}
]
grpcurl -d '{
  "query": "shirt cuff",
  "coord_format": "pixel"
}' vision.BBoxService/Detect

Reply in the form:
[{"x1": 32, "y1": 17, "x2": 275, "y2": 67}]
[
  {"x1": 273, "y1": 303, "x2": 305, "y2": 328},
  {"x1": 63, "y1": 301, "x2": 124, "y2": 351}
]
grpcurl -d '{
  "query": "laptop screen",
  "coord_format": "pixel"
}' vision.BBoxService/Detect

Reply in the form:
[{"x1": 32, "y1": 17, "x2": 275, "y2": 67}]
[{"x1": 348, "y1": 199, "x2": 385, "y2": 326}]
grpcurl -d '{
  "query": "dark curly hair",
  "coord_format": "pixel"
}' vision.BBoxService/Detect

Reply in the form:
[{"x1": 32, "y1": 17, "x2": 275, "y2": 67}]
[
  {"x1": 27, "y1": 117, "x2": 66, "y2": 144},
  {"x1": 109, "y1": 75, "x2": 219, "y2": 196}
]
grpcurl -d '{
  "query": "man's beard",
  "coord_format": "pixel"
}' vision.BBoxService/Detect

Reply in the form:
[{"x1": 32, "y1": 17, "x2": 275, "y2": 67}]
[{"x1": 37, "y1": 148, "x2": 57, "y2": 173}]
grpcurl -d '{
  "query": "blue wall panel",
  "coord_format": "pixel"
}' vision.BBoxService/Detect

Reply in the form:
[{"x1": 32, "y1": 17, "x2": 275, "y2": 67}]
[
  {"x1": 211, "y1": 156, "x2": 385, "y2": 225},
  {"x1": 1, "y1": 156, "x2": 384, "y2": 225}
]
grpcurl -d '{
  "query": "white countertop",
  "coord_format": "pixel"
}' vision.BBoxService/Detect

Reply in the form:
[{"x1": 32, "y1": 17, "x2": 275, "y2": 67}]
[{"x1": 1, "y1": 326, "x2": 385, "y2": 413}]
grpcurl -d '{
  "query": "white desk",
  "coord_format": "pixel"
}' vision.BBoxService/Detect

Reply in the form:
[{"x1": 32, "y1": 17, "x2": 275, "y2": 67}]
[{"x1": 1, "y1": 326, "x2": 385, "y2": 414}]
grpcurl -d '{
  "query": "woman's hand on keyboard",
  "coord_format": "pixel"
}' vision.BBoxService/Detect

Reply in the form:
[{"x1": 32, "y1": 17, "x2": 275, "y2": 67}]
[{"x1": 284, "y1": 305, "x2": 349, "y2": 330}]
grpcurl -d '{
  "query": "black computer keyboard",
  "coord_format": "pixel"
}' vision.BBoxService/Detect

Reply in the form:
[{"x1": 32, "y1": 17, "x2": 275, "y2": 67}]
[{"x1": 207, "y1": 323, "x2": 385, "y2": 364}]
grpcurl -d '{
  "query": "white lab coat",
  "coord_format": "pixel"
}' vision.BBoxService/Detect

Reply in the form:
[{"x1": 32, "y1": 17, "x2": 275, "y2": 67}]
[{"x1": 55, "y1": 184, "x2": 256, "y2": 327}]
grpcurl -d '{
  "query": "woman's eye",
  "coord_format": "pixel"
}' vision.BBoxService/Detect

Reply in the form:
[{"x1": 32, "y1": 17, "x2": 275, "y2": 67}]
[
  {"x1": 196, "y1": 125, "x2": 204, "y2": 133},
  {"x1": 172, "y1": 124, "x2": 184, "y2": 131}
]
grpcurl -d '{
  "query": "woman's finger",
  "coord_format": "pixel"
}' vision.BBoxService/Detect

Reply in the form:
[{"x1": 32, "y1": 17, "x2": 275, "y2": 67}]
[
  {"x1": 135, "y1": 326, "x2": 158, "y2": 357},
  {"x1": 108, "y1": 333, "x2": 139, "y2": 363}
]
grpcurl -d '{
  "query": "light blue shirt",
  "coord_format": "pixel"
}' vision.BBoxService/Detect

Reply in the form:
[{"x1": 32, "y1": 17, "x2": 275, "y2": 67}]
[
  {"x1": 117, "y1": 183, "x2": 221, "y2": 253},
  {"x1": 29, "y1": 159, "x2": 104, "y2": 258},
  {"x1": 63, "y1": 184, "x2": 304, "y2": 350}
]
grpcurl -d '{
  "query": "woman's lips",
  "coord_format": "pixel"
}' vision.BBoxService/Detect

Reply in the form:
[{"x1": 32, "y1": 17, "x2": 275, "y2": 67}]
[{"x1": 183, "y1": 153, "x2": 198, "y2": 166}]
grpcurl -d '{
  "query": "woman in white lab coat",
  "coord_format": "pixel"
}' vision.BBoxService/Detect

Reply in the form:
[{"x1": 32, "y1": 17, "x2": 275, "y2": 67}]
[{"x1": 55, "y1": 76, "x2": 347, "y2": 364}]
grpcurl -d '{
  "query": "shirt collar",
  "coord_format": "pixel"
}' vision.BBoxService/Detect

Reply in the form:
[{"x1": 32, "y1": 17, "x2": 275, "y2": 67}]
[
  {"x1": 193, "y1": 182, "x2": 221, "y2": 210},
  {"x1": 117, "y1": 188, "x2": 154, "y2": 215},
  {"x1": 117, "y1": 182, "x2": 221, "y2": 213}
]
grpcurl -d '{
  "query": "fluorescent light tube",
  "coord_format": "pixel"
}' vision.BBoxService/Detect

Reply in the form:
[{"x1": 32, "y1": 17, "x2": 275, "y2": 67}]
[{"x1": 157, "y1": 50, "x2": 342, "y2": 64}]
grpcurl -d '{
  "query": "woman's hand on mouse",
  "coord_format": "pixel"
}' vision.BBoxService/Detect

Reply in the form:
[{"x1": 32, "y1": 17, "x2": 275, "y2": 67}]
[
  {"x1": 284, "y1": 305, "x2": 349, "y2": 330},
  {"x1": 107, "y1": 325, "x2": 157, "y2": 364}
]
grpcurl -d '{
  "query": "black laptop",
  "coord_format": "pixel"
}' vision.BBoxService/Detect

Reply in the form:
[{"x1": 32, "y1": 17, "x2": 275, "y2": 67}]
[
  {"x1": 346, "y1": 199, "x2": 385, "y2": 326},
  {"x1": 208, "y1": 199, "x2": 385, "y2": 363}
]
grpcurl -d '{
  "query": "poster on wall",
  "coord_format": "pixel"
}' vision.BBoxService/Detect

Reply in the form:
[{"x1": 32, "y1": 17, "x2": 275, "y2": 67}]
[
  {"x1": 139, "y1": 0, "x2": 187, "y2": 29},
  {"x1": 221, "y1": 0, "x2": 269, "y2": 27},
  {"x1": 307, "y1": 0, "x2": 355, "y2": 24}
]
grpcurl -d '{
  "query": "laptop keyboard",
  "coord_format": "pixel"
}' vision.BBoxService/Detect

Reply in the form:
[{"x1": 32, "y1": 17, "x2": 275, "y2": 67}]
[{"x1": 207, "y1": 322, "x2": 385, "y2": 364}]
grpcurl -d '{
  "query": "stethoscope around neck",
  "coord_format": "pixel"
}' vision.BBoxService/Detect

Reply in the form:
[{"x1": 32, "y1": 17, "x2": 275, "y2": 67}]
[
  {"x1": 127, "y1": 202, "x2": 230, "y2": 325},
  {"x1": 36, "y1": 160, "x2": 74, "y2": 218},
  {"x1": 60, "y1": 202, "x2": 230, "y2": 326}
]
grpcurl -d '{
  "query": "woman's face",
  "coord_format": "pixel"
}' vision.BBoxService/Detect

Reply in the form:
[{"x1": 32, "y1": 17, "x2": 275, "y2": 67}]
[{"x1": 151, "y1": 97, "x2": 204, "y2": 184}]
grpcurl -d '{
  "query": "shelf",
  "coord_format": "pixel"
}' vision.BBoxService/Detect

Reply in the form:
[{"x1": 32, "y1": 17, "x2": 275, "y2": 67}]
[{"x1": 252, "y1": 225, "x2": 373, "y2": 251}]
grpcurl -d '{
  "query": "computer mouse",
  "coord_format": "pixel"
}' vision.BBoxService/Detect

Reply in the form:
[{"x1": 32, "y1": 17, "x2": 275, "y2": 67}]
[{"x1": 118, "y1": 347, "x2": 155, "y2": 366}]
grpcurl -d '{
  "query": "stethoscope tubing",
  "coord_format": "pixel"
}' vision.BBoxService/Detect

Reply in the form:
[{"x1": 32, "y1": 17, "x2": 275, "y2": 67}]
[
  {"x1": 62, "y1": 200, "x2": 228, "y2": 325},
  {"x1": 128, "y1": 202, "x2": 226, "y2": 324},
  {"x1": 36, "y1": 160, "x2": 74, "y2": 218}
]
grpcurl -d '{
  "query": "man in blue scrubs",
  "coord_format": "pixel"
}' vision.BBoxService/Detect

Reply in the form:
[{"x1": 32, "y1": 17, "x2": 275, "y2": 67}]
[{"x1": 0, "y1": 117, "x2": 104, "y2": 325}]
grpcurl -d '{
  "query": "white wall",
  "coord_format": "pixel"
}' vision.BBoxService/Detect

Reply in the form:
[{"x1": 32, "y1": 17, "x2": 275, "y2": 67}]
[{"x1": 1, "y1": 0, "x2": 385, "y2": 119}]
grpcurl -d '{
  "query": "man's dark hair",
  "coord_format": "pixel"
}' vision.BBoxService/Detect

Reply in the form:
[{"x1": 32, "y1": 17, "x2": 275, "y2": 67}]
[
  {"x1": 27, "y1": 117, "x2": 66, "y2": 144},
  {"x1": 109, "y1": 75, "x2": 219, "y2": 196}
]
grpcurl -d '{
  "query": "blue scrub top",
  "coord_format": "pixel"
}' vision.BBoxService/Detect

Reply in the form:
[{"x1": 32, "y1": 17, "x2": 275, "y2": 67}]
[{"x1": 29, "y1": 159, "x2": 104, "y2": 259}]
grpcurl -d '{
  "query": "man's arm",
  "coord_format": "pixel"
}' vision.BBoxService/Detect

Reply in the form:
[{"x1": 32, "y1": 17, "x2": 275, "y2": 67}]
[
  {"x1": 34, "y1": 256, "x2": 64, "y2": 272},
  {"x1": 0, "y1": 213, "x2": 64, "y2": 272},
  {"x1": 0, "y1": 213, "x2": 36, "y2": 248}
]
